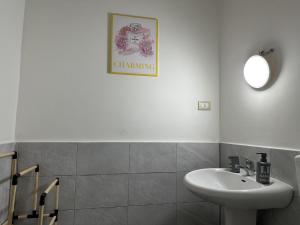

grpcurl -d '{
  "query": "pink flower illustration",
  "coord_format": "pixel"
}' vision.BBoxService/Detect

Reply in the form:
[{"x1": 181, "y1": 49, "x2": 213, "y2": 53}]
[
  {"x1": 115, "y1": 35, "x2": 128, "y2": 51},
  {"x1": 139, "y1": 40, "x2": 154, "y2": 57},
  {"x1": 114, "y1": 23, "x2": 154, "y2": 57},
  {"x1": 119, "y1": 26, "x2": 130, "y2": 35}
]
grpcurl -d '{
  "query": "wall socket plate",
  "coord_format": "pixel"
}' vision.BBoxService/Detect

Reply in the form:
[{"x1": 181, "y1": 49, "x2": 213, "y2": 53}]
[{"x1": 198, "y1": 101, "x2": 211, "y2": 111}]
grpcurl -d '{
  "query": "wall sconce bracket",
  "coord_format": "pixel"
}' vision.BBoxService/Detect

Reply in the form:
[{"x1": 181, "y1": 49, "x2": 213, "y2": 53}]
[{"x1": 259, "y1": 49, "x2": 274, "y2": 57}]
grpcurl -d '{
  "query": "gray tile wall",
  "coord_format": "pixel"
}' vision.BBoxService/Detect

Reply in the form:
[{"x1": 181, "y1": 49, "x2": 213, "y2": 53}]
[
  {"x1": 6, "y1": 142, "x2": 298, "y2": 225},
  {"x1": 0, "y1": 143, "x2": 15, "y2": 224},
  {"x1": 220, "y1": 143, "x2": 300, "y2": 225},
  {"x1": 14, "y1": 142, "x2": 220, "y2": 225}
]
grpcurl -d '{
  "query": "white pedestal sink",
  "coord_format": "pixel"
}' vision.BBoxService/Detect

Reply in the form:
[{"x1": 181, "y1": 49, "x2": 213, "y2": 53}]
[{"x1": 184, "y1": 168, "x2": 293, "y2": 225}]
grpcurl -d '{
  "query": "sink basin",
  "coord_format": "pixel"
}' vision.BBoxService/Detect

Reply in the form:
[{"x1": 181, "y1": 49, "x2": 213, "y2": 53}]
[
  {"x1": 184, "y1": 168, "x2": 293, "y2": 225},
  {"x1": 184, "y1": 168, "x2": 293, "y2": 209}
]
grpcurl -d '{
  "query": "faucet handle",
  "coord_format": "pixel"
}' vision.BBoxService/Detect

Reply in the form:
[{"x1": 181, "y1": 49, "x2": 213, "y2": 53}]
[
  {"x1": 228, "y1": 156, "x2": 240, "y2": 173},
  {"x1": 245, "y1": 159, "x2": 255, "y2": 171},
  {"x1": 228, "y1": 156, "x2": 239, "y2": 162}
]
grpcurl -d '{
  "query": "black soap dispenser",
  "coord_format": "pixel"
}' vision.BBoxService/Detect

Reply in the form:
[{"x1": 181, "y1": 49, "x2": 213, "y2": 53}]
[{"x1": 256, "y1": 153, "x2": 271, "y2": 184}]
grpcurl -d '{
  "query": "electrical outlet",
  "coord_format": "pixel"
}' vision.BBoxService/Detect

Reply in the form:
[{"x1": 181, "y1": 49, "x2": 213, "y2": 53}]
[{"x1": 198, "y1": 101, "x2": 211, "y2": 111}]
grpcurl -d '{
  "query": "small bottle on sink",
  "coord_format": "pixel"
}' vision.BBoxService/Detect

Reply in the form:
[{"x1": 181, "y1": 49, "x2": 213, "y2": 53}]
[{"x1": 256, "y1": 153, "x2": 271, "y2": 184}]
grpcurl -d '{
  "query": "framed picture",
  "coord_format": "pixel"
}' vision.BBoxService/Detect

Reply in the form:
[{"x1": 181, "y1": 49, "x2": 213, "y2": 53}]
[{"x1": 108, "y1": 13, "x2": 159, "y2": 77}]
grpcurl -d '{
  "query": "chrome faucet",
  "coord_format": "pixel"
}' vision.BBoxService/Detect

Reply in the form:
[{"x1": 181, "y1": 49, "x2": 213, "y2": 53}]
[
  {"x1": 228, "y1": 156, "x2": 255, "y2": 176},
  {"x1": 240, "y1": 158, "x2": 255, "y2": 176}
]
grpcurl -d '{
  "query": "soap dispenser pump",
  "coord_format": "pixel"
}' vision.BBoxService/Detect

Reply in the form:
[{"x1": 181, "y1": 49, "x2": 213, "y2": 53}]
[{"x1": 256, "y1": 153, "x2": 271, "y2": 184}]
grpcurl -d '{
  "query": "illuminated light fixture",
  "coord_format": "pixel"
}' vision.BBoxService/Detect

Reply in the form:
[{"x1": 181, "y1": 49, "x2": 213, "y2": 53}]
[{"x1": 243, "y1": 49, "x2": 274, "y2": 89}]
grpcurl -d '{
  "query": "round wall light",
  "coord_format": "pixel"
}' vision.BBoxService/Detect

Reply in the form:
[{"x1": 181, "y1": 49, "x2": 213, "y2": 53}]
[{"x1": 243, "y1": 49, "x2": 274, "y2": 89}]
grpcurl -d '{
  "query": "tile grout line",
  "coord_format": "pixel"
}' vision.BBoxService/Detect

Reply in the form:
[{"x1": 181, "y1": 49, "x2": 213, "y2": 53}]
[
  {"x1": 175, "y1": 142, "x2": 178, "y2": 224},
  {"x1": 127, "y1": 143, "x2": 130, "y2": 225},
  {"x1": 24, "y1": 171, "x2": 179, "y2": 179},
  {"x1": 219, "y1": 143, "x2": 221, "y2": 168},
  {"x1": 73, "y1": 143, "x2": 79, "y2": 225},
  {"x1": 22, "y1": 172, "x2": 177, "y2": 177},
  {"x1": 219, "y1": 144, "x2": 222, "y2": 225},
  {"x1": 73, "y1": 201, "x2": 190, "y2": 210}
]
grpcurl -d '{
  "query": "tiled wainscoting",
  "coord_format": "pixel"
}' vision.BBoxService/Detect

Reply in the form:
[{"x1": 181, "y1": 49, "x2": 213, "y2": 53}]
[
  {"x1": 14, "y1": 142, "x2": 220, "y2": 225},
  {"x1": 3, "y1": 142, "x2": 298, "y2": 225},
  {"x1": 0, "y1": 143, "x2": 15, "y2": 224},
  {"x1": 220, "y1": 143, "x2": 300, "y2": 225}
]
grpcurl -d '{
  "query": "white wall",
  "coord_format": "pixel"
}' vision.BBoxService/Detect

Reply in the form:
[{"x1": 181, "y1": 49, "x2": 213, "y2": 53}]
[
  {"x1": 16, "y1": 0, "x2": 220, "y2": 142},
  {"x1": 220, "y1": 0, "x2": 300, "y2": 150},
  {"x1": 0, "y1": 0, "x2": 25, "y2": 143}
]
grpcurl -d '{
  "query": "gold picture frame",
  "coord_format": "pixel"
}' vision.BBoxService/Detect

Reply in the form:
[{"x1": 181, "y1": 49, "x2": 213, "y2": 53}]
[{"x1": 108, "y1": 13, "x2": 159, "y2": 77}]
